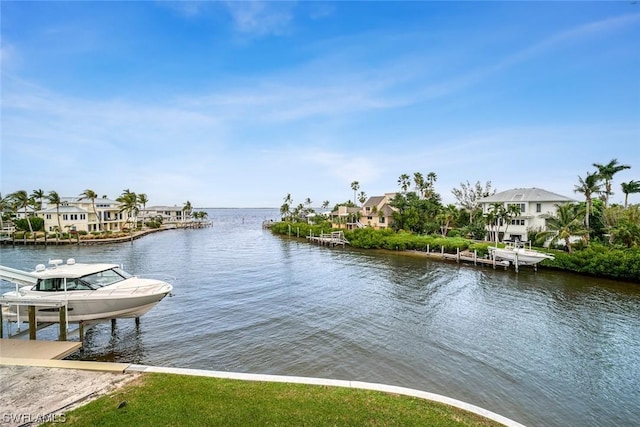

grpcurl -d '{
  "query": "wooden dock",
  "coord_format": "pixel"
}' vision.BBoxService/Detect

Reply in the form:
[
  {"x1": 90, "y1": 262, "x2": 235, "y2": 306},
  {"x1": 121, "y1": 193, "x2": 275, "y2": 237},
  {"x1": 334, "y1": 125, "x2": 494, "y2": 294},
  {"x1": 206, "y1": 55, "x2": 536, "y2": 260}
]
[
  {"x1": 0, "y1": 339, "x2": 81, "y2": 360},
  {"x1": 307, "y1": 231, "x2": 350, "y2": 247},
  {"x1": 439, "y1": 249, "x2": 510, "y2": 270}
]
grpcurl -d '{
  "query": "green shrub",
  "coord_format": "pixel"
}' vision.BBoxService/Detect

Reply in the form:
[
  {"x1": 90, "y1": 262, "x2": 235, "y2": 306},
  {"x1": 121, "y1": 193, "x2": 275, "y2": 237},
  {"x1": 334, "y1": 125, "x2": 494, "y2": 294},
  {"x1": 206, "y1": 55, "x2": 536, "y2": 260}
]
[{"x1": 269, "y1": 222, "x2": 640, "y2": 282}]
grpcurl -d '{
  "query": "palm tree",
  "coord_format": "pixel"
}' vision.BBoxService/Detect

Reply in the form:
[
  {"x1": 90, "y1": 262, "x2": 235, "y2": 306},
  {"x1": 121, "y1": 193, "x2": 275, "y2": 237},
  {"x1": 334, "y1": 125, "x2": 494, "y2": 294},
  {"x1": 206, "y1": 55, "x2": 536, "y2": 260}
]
[
  {"x1": 137, "y1": 193, "x2": 149, "y2": 229},
  {"x1": 621, "y1": 180, "x2": 640, "y2": 208},
  {"x1": 0, "y1": 193, "x2": 10, "y2": 232},
  {"x1": 47, "y1": 191, "x2": 63, "y2": 243},
  {"x1": 413, "y1": 172, "x2": 424, "y2": 196},
  {"x1": 425, "y1": 172, "x2": 438, "y2": 199},
  {"x1": 438, "y1": 204, "x2": 458, "y2": 237},
  {"x1": 485, "y1": 202, "x2": 505, "y2": 243},
  {"x1": 280, "y1": 194, "x2": 292, "y2": 221},
  {"x1": 397, "y1": 174, "x2": 411, "y2": 193},
  {"x1": 79, "y1": 189, "x2": 101, "y2": 233},
  {"x1": 182, "y1": 200, "x2": 192, "y2": 223},
  {"x1": 117, "y1": 189, "x2": 139, "y2": 233},
  {"x1": 501, "y1": 203, "x2": 522, "y2": 240},
  {"x1": 31, "y1": 189, "x2": 46, "y2": 210},
  {"x1": 9, "y1": 190, "x2": 34, "y2": 234},
  {"x1": 574, "y1": 172, "x2": 602, "y2": 240},
  {"x1": 593, "y1": 159, "x2": 631, "y2": 207},
  {"x1": 358, "y1": 191, "x2": 367, "y2": 206},
  {"x1": 537, "y1": 203, "x2": 587, "y2": 253},
  {"x1": 350, "y1": 181, "x2": 360, "y2": 205}
]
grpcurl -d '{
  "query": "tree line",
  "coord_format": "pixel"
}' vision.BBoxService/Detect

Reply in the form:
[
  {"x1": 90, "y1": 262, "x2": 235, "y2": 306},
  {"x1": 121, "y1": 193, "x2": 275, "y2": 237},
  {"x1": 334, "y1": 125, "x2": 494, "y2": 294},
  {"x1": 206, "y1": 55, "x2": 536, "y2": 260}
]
[
  {"x1": 0, "y1": 189, "x2": 206, "y2": 238},
  {"x1": 278, "y1": 158, "x2": 639, "y2": 251}
]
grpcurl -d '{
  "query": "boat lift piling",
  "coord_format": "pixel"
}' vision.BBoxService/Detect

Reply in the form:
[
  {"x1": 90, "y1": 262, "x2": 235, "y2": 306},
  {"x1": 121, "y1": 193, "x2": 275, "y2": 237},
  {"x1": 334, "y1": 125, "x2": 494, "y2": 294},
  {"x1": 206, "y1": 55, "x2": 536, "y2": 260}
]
[{"x1": 0, "y1": 298, "x2": 69, "y2": 341}]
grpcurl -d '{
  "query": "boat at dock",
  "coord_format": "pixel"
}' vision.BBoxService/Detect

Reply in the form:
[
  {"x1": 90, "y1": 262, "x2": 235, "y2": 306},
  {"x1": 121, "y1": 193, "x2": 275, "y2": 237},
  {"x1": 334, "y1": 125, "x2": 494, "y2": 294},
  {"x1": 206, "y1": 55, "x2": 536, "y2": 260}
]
[
  {"x1": 0, "y1": 258, "x2": 172, "y2": 323},
  {"x1": 488, "y1": 241, "x2": 554, "y2": 266}
]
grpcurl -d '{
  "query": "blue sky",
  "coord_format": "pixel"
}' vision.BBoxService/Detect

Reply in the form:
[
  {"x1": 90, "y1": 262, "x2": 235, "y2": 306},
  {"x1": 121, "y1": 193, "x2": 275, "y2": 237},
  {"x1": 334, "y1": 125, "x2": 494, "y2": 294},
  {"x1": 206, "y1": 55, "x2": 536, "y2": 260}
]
[{"x1": 2, "y1": 1, "x2": 639, "y2": 208}]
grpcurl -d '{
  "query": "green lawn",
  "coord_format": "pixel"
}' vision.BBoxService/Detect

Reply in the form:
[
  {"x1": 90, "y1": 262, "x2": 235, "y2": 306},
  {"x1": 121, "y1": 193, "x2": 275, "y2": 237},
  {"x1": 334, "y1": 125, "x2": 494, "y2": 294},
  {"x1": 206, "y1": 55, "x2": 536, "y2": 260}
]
[{"x1": 52, "y1": 373, "x2": 503, "y2": 426}]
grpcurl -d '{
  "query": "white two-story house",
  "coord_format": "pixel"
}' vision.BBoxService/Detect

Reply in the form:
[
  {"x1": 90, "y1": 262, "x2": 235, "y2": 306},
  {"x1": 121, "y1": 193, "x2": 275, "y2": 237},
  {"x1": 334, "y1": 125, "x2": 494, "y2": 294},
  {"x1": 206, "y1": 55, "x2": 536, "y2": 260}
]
[
  {"x1": 478, "y1": 187, "x2": 575, "y2": 242},
  {"x1": 39, "y1": 197, "x2": 129, "y2": 233}
]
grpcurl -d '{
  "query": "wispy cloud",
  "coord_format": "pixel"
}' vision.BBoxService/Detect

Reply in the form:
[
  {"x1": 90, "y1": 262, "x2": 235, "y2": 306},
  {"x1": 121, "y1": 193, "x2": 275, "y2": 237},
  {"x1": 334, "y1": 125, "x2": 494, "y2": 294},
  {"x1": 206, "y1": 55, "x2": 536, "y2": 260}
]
[{"x1": 224, "y1": 1, "x2": 295, "y2": 37}]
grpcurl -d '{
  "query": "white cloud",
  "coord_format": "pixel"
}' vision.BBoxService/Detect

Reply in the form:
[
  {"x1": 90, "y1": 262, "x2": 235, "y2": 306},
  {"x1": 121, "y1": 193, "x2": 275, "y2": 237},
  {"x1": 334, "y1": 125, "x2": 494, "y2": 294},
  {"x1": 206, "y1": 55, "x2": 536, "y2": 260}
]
[{"x1": 224, "y1": 1, "x2": 295, "y2": 37}]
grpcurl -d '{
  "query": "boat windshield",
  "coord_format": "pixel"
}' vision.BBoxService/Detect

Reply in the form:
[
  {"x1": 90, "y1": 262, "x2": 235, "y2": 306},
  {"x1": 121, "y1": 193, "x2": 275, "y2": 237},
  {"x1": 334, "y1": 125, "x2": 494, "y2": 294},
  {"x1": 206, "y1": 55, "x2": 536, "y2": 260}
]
[
  {"x1": 35, "y1": 278, "x2": 94, "y2": 292},
  {"x1": 80, "y1": 267, "x2": 132, "y2": 288}
]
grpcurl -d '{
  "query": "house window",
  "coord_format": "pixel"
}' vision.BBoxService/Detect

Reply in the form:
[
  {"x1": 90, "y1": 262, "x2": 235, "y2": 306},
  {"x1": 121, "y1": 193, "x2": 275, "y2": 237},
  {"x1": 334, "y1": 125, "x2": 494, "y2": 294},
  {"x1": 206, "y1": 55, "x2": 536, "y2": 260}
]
[
  {"x1": 536, "y1": 203, "x2": 541, "y2": 213},
  {"x1": 81, "y1": 214, "x2": 86, "y2": 220},
  {"x1": 379, "y1": 217, "x2": 385, "y2": 224},
  {"x1": 63, "y1": 214, "x2": 68, "y2": 221},
  {"x1": 46, "y1": 214, "x2": 51, "y2": 219},
  {"x1": 365, "y1": 207, "x2": 371, "y2": 213},
  {"x1": 511, "y1": 219, "x2": 525, "y2": 226}
]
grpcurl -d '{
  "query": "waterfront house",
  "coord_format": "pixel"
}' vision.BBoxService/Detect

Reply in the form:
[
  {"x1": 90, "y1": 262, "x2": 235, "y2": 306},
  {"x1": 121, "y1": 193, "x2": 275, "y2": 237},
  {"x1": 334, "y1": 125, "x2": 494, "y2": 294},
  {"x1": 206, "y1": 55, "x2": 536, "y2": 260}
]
[
  {"x1": 330, "y1": 193, "x2": 397, "y2": 230},
  {"x1": 139, "y1": 205, "x2": 185, "y2": 226},
  {"x1": 361, "y1": 193, "x2": 396, "y2": 229},
  {"x1": 330, "y1": 205, "x2": 362, "y2": 229},
  {"x1": 39, "y1": 197, "x2": 130, "y2": 233},
  {"x1": 478, "y1": 187, "x2": 575, "y2": 242}
]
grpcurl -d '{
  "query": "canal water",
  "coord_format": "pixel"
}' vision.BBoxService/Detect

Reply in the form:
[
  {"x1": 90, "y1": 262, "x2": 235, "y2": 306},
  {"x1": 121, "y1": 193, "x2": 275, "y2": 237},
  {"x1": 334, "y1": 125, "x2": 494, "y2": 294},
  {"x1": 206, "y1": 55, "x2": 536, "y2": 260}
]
[{"x1": 1, "y1": 208, "x2": 638, "y2": 427}]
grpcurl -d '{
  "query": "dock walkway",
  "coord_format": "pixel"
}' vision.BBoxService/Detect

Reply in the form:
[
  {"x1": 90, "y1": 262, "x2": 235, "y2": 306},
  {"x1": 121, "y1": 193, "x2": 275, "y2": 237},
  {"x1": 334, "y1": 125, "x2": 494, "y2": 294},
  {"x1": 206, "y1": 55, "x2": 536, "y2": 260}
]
[{"x1": 307, "y1": 231, "x2": 350, "y2": 247}]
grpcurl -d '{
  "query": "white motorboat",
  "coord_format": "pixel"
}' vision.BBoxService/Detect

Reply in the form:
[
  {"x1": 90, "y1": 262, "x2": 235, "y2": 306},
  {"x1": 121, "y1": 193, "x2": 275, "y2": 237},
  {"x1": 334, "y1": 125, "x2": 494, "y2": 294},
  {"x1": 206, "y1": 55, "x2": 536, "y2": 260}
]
[
  {"x1": 488, "y1": 241, "x2": 554, "y2": 266},
  {"x1": 0, "y1": 258, "x2": 173, "y2": 323}
]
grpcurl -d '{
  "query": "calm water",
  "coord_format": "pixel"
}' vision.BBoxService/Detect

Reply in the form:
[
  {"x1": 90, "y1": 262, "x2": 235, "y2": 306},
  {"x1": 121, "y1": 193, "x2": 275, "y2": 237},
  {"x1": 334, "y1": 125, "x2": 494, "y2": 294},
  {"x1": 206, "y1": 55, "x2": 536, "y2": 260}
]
[{"x1": 1, "y1": 208, "x2": 639, "y2": 427}]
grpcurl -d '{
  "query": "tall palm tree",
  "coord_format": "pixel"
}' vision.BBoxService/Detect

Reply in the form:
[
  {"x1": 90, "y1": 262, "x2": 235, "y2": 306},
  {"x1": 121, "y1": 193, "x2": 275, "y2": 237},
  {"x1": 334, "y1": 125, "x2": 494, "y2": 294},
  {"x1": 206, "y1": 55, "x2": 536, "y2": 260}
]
[
  {"x1": 485, "y1": 202, "x2": 505, "y2": 243},
  {"x1": 501, "y1": 203, "x2": 522, "y2": 240},
  {"x1": 425, "y1": 172, "x2": 438, "y2": 199},
  {"x1": 47, "y1": 191, "x2": 63, "y2": 243},
  {"x1": 574, "y1": 172, "x2": 602, "y2": 240},
  {"x1": 413, "y1": 172, "x2": 424, "y2": 196},
  {"x1": 137, "y1": 193, "x2": 149, "y2": 229},
  {"x1": 397, "y1": 174, "x2": 411, "y2": 193},
  {"x1": 350, "y1": 181, "x2": 360, "y2": 205},
  {"x1": 537, "y1": 203, "x2": 587, "y2": 253},
  {"x1": 593, "y1": 158, "x2": 631, "y2": 207},
  {"x1": 0, "y1": 193, "x2": 10, "y2": 232},
  {"x1": 79, "y1": 189, "x2": 101, "y2": 233},
  {"x1": 358, "y1": 191, "x2": 367, "y2": 206},
  {"x1": 9, "y1": 190, "x2": 34, "y2": 234},
  {"x1": 117, "y1": 189, "x2": 139, "y2": 232},
  {"x1": 280, "y1": 194, "x2": 292, "y2": 221},
  {"x1": 31, "y1": 189, "x2": 46, "y2": 210},
  {"x1": 621, "y1": 180, "x2": 640, "y2": 208},
  {"x1": 182, "y1": 200, "x2": 192, "y2": 223}
]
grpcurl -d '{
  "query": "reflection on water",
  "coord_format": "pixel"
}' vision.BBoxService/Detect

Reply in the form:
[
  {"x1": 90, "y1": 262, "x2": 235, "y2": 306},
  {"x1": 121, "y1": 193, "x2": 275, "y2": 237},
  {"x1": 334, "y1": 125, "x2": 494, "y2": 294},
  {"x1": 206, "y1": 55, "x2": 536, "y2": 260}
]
[{"x1": 1, "y1": 208, "x2": 639, "y2": 427}]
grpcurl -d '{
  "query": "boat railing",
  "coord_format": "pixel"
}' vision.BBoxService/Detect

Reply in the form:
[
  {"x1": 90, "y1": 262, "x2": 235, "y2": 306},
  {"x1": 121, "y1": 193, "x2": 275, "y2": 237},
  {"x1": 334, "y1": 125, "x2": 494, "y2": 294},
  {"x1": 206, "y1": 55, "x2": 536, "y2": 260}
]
[
  {"x1": 106, "y1": 280, "x2": 173, "y2": 295},
  {"x1": 136, "y1": 273, "x2": 176, "y2": 284}
]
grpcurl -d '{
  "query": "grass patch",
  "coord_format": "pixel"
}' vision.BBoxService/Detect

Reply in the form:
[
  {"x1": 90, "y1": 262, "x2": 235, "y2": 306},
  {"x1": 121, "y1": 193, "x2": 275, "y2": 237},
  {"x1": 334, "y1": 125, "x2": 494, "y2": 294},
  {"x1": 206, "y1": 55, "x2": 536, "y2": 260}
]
[{"x1": 53, "y1": 373, "x2": 502, "y2": 426}]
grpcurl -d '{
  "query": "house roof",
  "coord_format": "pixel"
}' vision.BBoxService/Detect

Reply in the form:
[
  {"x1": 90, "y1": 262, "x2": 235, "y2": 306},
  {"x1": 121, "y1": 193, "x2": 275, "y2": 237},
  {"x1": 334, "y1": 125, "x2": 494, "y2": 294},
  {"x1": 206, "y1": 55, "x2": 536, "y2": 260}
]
[
  {"x1": 363, "y1": 196, "x2": 385, "y2": 207},
  {"x1": 143, "y1": 205, "x2": 183, "y2": 211},
  {"x1": 41, "y1": 206, "x2": 88, "y2": 214},
  {"x1": 479, "y1": 188, "x2": 575, "y2": 203}
]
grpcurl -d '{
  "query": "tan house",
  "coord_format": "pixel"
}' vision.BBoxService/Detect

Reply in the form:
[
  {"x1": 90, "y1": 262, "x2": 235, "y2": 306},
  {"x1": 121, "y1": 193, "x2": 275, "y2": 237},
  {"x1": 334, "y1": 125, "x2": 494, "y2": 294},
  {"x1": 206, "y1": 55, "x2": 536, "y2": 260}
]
[
  {"x1": 330, "y1": 205, "x2": 362, "y2": 230},
  {"x1": 331, "y1": 193, "x2": 397, "y2": 230},
  {"x1": 361, "y1": 193, "x2": 396, "y2": 229}
]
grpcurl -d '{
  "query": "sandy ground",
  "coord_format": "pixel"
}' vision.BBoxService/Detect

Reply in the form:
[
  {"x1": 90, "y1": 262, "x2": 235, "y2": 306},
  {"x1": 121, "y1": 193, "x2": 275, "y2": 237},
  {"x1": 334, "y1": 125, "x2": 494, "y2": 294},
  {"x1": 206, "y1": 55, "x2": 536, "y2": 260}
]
[{"x1": 0, "y1": 365, "x2": 137, "y2": 426}]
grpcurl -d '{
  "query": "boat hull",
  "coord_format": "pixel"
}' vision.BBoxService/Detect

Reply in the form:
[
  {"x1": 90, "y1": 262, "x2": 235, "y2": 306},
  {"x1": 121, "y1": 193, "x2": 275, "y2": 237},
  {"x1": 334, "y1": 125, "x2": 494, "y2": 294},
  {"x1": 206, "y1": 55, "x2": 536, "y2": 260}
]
[
  {"x1": 1, "y1": 285, "x2": 172, "y2": 323},
  {"x1": 489, "y1": 248, "x2": 554, "y2": 266}
]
